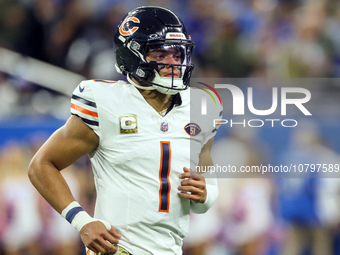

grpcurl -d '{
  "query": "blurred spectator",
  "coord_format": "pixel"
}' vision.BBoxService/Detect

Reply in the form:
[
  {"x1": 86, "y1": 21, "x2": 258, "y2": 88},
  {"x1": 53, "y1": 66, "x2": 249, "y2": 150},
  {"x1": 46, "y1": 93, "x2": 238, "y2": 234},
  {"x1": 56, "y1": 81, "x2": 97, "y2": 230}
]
[
  {"x1": 277, "y1": 120, "x2": 340, "y2": 255},
  {"x1": 0, "y1": 0, "x2": 27, "y2": 52},
  {"x1": 0, "y1": 139, "x2": 95, "y2": 255},
  {"x1": 1, "y1": 0, "x2": 340, "y2": 116},
  {"x1": 282, "y1": 1, "x2": 335, "y2": 77},
  {"x1": 0, "y1": 143, "x2": 42, "y2": 255},
  {"x1": 191, "y1": 128, "x2": 276, "y2": 255},
  {"x1": 37, "y1": 168, "x2": 84, "y2": 255}
]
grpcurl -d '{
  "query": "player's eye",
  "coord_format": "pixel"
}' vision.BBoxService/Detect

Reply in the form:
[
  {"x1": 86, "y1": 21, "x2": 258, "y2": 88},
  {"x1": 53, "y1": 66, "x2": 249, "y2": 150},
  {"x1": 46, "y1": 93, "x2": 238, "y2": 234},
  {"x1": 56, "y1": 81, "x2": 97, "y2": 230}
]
[
  {"x1": 155, "y1": 54, "x2": 165, "y2": 60},
  {"x1": 174, "y1": 54, "x2": 181, "y2": 62},
  {"x1": 147, "y1": 50, "x2": 167, "y2": 61}
]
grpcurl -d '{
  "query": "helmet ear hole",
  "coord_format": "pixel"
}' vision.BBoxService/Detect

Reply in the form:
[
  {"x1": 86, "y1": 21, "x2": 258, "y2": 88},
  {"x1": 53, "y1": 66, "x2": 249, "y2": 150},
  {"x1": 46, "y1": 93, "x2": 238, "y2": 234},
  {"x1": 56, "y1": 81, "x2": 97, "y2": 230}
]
[
  {"x1": 116, "y1": 46, "x2": 157, "y2": 81},
  {"x1": 115, "y1": 46, "x2": 140, "y2": 75},
  {"x1": 136, "y1": 61, "x2": 158, "y2": 80}
]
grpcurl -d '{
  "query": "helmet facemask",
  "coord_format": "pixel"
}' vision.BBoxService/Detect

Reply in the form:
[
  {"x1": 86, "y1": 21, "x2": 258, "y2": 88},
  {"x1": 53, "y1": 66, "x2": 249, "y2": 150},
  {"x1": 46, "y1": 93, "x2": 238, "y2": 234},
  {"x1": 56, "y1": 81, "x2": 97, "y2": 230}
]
[{"x1": 123, "y1": 40, "x2": 194, "y2": 95}]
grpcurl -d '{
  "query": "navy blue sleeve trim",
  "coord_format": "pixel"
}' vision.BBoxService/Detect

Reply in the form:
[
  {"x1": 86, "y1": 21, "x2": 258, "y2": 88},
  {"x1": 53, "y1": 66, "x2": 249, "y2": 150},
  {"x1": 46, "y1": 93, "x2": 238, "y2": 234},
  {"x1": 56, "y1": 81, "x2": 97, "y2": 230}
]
[
  {"x1": 72, "y1": 94, "x2": 97, "y2": 108},
  {"x1": 80, "y1": 117, "x2": 99, "y2": 127},
  {"x1": 71, "y1": 114, "x2": 99, "y2": 127}
]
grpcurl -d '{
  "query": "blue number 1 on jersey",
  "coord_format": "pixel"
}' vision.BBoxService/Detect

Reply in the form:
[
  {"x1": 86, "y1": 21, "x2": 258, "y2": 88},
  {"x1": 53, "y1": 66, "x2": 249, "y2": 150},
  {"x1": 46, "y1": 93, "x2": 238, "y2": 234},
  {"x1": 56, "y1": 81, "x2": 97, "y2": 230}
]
[{"x1": 159, "y1": 141, "x2": 171, "y2": 212}]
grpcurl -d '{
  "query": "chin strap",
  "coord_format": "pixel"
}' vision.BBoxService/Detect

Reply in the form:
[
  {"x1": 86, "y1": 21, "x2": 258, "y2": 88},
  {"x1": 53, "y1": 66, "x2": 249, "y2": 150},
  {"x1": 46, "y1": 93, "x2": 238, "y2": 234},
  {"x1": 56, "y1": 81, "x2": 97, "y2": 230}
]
[
  {"x1": 127, "y1": 72, "x2": 185, "y2": 95},
  {"x1": 127, "y1": 75, "x2": 156, "y2": 91},
  {"x1": 152, "y1": 72, "x2": 184, "y2": 95}
]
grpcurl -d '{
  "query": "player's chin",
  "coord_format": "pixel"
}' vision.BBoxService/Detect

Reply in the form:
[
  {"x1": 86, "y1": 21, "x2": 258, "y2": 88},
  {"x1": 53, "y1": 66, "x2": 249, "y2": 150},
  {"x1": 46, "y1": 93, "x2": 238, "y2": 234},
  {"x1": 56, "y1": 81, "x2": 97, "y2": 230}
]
[{"x1": 162, "y1": 74, "x2": 180, "y2": 78}]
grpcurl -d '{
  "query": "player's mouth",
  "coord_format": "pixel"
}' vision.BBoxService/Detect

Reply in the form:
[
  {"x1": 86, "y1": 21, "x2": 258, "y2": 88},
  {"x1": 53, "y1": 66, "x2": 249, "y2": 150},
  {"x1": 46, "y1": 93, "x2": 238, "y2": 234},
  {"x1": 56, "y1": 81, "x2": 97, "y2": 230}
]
[{"x1": 163, "y1": 72, "x2": 180, "y2": 78}]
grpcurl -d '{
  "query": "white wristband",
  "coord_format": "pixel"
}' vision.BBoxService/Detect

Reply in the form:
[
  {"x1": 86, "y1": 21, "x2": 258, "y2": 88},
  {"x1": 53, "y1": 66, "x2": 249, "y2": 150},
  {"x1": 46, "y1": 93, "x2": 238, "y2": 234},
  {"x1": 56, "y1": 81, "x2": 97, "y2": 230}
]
[{"x1": 61, "y1": 201, "x2": 111, "y2": 232}]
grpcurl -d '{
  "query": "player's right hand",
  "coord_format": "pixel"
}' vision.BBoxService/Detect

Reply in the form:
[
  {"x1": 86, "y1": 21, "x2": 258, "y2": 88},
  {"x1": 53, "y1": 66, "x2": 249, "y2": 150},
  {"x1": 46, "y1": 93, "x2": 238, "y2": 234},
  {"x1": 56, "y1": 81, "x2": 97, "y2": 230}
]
[{"x1": 79, "y1": 221, "x2": 121, "y2": 254}]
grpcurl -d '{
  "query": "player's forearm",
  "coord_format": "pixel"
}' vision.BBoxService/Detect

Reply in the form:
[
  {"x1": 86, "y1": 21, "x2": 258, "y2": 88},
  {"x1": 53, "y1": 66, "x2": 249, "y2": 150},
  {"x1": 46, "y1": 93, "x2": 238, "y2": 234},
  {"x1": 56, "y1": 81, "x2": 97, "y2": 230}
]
[{"x1": 28, "y1": 158, "x2": 76, "y2": 214}]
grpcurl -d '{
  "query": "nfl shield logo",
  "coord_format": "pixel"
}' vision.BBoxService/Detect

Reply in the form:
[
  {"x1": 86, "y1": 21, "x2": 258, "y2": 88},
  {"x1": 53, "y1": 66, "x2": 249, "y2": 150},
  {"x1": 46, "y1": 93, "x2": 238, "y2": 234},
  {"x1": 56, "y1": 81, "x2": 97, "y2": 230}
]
[{"x1": 160, "y1": 122, "x2": 169, "y2": 132}]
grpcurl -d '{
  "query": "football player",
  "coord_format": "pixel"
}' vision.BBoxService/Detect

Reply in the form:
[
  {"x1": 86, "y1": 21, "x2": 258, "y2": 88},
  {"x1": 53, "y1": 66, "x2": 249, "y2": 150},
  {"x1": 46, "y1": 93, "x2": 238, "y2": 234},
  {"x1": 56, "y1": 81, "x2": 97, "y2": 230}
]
[{"x1": 29, "y1": 6, "x2": 222, "y2": 255}]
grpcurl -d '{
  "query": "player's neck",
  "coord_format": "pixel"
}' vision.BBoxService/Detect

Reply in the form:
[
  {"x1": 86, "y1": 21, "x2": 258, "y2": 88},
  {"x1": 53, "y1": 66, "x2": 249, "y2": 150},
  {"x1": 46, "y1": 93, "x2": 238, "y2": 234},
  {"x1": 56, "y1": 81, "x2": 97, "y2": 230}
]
[
  {"x1": 130, "y1": 77, "x2": 173, "y2": 113},
  {"x1": 138, "y1": 88, "x2": 173, "y2": 114}
]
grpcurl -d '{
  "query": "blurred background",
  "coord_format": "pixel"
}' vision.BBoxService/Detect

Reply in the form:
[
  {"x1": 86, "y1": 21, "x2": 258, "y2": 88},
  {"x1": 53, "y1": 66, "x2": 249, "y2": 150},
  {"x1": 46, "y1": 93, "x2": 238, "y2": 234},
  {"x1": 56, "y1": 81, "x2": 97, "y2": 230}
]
[{"x1": 1, "y1": 0, "x2": 340, "y2": 254}]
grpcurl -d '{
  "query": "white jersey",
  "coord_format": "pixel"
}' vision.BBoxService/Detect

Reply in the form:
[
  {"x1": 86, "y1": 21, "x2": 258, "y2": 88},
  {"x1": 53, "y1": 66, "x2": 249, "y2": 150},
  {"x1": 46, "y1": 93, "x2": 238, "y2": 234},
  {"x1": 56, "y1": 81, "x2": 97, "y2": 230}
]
[{"x1": 70, "y1": 79, "x2": 222, "y2": 255}]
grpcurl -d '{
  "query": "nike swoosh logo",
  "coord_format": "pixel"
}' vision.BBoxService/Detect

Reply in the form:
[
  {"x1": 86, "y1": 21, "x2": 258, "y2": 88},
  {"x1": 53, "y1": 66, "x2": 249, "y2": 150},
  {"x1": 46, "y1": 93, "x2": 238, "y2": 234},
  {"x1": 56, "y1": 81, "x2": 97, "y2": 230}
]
[{"x1": 79, "y1": 85, "x2": 85, "y2": 93}]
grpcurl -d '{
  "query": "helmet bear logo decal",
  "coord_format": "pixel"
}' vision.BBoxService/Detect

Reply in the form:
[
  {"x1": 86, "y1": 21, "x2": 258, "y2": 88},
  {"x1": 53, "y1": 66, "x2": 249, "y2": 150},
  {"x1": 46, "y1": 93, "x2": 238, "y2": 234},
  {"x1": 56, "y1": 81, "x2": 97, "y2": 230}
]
[
  {"x1": 119, "y1": 17, "x2": 140, "y2": 36},
  {"x1": 114, "y1": 6, "x2": 195, "y2": 95}
]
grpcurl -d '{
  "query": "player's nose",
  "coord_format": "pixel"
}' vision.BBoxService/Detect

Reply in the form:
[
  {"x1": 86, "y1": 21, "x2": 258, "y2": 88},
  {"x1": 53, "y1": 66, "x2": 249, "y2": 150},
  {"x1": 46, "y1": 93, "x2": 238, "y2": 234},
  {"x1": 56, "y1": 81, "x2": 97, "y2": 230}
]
[{"x1": 164, "y1": 56, "x2": 180, "y2": 68}]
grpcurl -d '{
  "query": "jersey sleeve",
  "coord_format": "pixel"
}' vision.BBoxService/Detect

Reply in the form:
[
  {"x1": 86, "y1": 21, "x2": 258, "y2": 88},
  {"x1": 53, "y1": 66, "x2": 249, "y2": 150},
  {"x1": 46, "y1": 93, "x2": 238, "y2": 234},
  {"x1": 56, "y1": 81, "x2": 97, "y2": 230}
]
[
  {"x1": 70, "y1": 80, "x2": 99, "y2": 132},
  {"x1": 189, "y1": 87, "x2": 224, "y2": 146},
  {"x1": 201, "y1": 91, "x2": 223, "y2": 146},
  {"x1": 203, "y1": 103, "x2": 223, "y2": 145}
]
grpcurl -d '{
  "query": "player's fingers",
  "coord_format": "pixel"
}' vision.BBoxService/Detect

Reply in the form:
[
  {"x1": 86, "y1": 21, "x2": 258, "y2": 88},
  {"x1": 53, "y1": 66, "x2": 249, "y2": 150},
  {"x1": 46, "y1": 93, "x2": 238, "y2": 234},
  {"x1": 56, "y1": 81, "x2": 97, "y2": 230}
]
[
  {"x1": 180, "y1": 167, "x2": 204, "y2": 180},
  {"x1": 97, "y1": 236, "x2": 118, "y2": 254},
  {"x1": 103, "y1": 235, "x2": 119, "y2": 247},
  {"x1": 189, "y1": 170, "x2": 204, "y2": 180},
  {"x1": 103, "y1": 231, "x2": 119, "y2": 246},
  {"x1": 183, "y1": 166, "x2": 191, "y2": 172},
  {"x1": 87, "y1": 241, "x2": 107, "y2": 254},
  {"x1": 180, "y1": 178, "x2": 205, "y2": 188},
  {"x1": 178, "y1": 185, "x2": 204, "y2": 195},
  {"x1": 178, "y1": 192, "x2": 203, "y2": 203},
  {"x1": 109, "y1": 226, "x2": 121, "y2": 239},
  {"x1": 179, "y1": 171, "x2": 190, "y2": 179},
  {"x1": 179, "y1": 167, "x2": 193, "y2": 178},
  {"x1": 80, "y1": 222, "x2": 118, "y2": 253}
]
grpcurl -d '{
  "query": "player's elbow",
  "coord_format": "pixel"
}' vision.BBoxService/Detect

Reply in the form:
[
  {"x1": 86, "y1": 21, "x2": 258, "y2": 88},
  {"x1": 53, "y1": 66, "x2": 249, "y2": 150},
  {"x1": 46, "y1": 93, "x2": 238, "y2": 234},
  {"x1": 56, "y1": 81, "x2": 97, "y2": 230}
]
[
  {"x1": 28, "y1": 157, "x2": 37, "y2": 183},
  {"x1": 28, "y1": 155, "x2": 44, "y2": 187}
]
